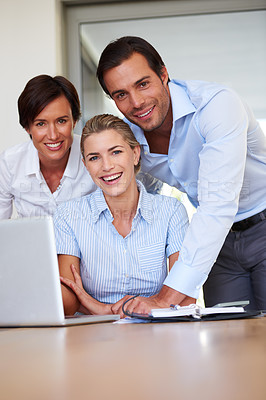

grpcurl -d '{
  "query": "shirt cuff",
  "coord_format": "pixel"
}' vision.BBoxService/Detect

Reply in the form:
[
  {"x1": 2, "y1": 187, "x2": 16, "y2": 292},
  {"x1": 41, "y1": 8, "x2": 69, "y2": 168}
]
[{"x1": 164, "y1": 260, "x2": 208, "y2": 299}]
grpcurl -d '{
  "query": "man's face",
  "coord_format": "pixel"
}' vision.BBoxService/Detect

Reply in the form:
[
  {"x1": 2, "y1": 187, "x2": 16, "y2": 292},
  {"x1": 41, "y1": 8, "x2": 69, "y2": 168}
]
[{"x1": 103, "y1": 53, "x2": 171, "y2": 133}]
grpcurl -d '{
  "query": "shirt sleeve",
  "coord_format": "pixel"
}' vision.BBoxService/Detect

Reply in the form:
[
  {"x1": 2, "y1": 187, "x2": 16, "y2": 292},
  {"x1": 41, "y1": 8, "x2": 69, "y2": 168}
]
[
  {"x1": 0, "y1": 152, "x2": 13, "y2": 219},
  {"x1": 165, "y1": 200, "x2": 189, "y2": 257},
  {"x1": 53, "y1": 206, "x2": 81, "y2": 258},
  {"x1": 164, "y1": 89, "x2": 248, "y2": 298}
]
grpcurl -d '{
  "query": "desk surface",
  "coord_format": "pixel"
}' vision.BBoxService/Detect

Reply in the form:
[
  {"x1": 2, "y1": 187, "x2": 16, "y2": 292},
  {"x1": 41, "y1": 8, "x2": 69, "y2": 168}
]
[{"x1": 1, "y1": 317, "x2": 266, "y2": 400}]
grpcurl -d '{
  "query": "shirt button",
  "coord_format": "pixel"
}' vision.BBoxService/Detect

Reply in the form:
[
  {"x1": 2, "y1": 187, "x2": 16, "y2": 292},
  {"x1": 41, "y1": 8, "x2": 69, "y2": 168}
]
[
  {"x1": 170, "y1": 158, "x2": 174, "y2": 162},
  {"x1": 196, "y1": 285, "x2": 201, "y2": 289},
  {"x1": 144, "y1": 151, "x2": 148, "y2": 155},
  {"x1": 124, "y1": 249, "x2": 127, "y2": 253},
  {"x1": 125, "y1": 274, "x2": 129, "y2": 278}
]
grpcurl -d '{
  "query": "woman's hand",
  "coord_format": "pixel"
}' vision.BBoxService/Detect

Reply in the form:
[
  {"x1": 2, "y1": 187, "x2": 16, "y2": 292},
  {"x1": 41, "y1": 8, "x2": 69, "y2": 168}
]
[{"x1": 60, "y1": 264, "x2": 112, "y2": 315}]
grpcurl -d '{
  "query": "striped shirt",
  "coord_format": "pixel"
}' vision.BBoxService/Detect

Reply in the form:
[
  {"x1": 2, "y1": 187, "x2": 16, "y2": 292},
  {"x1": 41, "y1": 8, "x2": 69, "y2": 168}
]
[{"x1": 53, "y1": 181, "x2": 188, "y2": 304}]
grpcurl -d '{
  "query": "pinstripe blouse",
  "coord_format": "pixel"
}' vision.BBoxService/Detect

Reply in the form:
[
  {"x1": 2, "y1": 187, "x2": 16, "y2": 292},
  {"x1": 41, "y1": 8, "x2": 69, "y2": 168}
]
[{"x1": 53, "y1": 181, "x2": 189, "y2": 304}]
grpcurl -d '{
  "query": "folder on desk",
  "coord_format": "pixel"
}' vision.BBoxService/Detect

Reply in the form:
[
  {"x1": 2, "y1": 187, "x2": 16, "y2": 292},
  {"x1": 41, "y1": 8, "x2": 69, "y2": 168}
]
[
  {"x1": 124, "y1": 303, "x2": 261, "y2": 322},
  {"x1": 150, "y1": 304, "x2": 247, "y2": 320}
]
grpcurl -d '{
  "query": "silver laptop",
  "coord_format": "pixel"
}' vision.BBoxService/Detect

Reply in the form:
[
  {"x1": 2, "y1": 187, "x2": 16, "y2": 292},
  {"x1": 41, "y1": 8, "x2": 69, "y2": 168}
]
[{"x1": 0, "y1": 217, "x2": 119, "y2": 327}]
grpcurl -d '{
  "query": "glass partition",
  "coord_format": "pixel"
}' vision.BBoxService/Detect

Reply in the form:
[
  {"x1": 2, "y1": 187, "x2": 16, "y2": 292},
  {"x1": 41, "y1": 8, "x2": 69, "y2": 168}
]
[{"x1": 65, "y1": 1, "x2": 266, "y2": 134}]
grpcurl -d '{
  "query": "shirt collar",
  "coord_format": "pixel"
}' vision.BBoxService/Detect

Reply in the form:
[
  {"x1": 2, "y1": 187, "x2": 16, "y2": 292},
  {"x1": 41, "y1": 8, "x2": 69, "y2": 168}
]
[
  {"x1": 24, "y1": 140, "x2": 42, "y2": 180},
  {"x1": 168, "y1": 80, "x2": 196, "y2": 123},
  {"x1": 123, "y1": 119, "x2": 147, "y2": 146},
  {"x1": 90, "y1": 180, "x2": 153, "y2": 224},
  {"x1": 90, "y1": 188, "x2": 110, "y2": 224},
  {"x1": 136, "y1": 180, "x2": 153, "y2": 224},
  {"x1": 63, "y1": 134, "x2": 82, "y2": 179}
]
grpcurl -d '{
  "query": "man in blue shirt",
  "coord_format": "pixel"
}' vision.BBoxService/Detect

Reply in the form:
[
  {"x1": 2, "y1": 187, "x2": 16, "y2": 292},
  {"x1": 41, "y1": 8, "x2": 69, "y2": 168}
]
[{"x1": 96, "y1": 36, "x2": 266, "y2": 312}]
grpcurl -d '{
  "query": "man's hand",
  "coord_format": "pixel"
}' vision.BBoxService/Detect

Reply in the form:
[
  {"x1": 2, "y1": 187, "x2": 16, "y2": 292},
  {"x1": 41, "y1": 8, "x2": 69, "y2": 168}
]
[{"x1": 111, "y1": 285, "x2": 196, "y2": 318}]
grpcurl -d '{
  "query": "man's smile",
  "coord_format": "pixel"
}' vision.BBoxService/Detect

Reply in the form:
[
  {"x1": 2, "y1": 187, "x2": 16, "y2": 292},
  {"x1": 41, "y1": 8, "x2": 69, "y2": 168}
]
[{"x1": 134, "y1": 106, "x2": 155, "y2": 119}]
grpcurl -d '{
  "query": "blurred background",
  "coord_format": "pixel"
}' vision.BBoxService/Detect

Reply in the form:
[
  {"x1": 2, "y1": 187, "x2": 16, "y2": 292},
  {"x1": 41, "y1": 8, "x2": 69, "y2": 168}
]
[{"x1": 0, "y1": 0, "x2": 265, "y2": 154}]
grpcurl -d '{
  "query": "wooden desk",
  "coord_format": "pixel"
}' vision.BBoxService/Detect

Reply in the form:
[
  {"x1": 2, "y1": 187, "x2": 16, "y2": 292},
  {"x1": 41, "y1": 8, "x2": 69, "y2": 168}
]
[{"x1": 0, "y1": 317, "x2": 266, "y2": 400}]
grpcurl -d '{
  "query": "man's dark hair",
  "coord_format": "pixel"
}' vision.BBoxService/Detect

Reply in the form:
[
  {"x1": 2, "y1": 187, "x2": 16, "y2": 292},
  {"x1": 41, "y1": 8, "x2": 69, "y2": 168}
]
[
  {"x1": 97, "y1": 36, "x2": 168, "y2": 97},
  {"x1": 18, "y1": 75, "x2": 81, "y2": 130}
]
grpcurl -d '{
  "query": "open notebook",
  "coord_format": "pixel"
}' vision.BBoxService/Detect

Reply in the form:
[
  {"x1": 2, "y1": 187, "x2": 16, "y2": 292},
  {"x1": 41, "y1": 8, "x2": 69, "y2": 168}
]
[
  {"x1": 0, "y1": 217, "x2": 119, "y2": 327},
  {"x1": 121, "y1": 296, "x2": 260, "y2": 322},
  {"x1": 150, "y1": 303, "x2": 247, "y2": 319}
]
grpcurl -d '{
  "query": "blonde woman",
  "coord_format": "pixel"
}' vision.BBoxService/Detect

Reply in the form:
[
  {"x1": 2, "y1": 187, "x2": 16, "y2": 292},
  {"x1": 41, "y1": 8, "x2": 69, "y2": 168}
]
[{"x1": 54, "y1": 114, "x2": 192, "y2": 317}]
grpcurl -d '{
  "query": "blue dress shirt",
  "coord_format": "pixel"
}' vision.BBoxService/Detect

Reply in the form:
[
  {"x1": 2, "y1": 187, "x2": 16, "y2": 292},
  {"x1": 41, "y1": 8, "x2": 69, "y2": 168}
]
[
  {"x1": 53, "y1": 181, "x2": 188, "y2": 304},
  {"x1": 125, "y1": 80, "x2": 266, "y2": 298}
]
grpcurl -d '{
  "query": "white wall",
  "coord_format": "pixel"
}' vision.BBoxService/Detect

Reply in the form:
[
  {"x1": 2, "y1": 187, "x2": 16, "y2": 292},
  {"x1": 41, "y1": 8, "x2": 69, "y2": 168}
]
[{"x1": 0, "y1": 0, "x2": 62, "y2": 153}]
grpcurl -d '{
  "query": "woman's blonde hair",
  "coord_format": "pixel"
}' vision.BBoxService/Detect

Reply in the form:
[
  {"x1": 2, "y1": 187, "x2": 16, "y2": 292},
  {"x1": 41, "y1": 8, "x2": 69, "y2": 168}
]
[{"x1": 81, "y1": 114, "x2": 141, "y2": 174}]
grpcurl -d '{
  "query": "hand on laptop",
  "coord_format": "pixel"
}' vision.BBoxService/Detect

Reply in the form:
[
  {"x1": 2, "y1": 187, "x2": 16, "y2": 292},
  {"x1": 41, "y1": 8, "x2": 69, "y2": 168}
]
[{"x1": 60, "y1": 264, "x2": 112, "y2": 316}]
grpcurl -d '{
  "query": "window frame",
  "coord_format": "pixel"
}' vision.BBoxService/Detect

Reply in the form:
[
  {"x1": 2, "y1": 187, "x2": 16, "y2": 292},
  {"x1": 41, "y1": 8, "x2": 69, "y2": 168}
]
[{"x1": 63, "y1": 0, "x2": 266, "y2": 132}]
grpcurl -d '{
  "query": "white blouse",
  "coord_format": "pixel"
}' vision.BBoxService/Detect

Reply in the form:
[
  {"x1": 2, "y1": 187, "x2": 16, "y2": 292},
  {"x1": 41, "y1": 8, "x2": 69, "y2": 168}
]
[{"x1": 0, "y1": 134, "x2": 97, "y2": 218}]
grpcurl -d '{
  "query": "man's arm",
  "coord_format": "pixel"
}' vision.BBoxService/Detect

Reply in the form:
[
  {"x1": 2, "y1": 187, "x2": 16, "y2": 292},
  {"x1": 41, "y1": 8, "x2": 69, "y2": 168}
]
[
  {"x1": 111, "y1": 285, "x2": 188, "y2": 318},
  {"x1": 168, "y1": 252, "x2": 196, "y2": 306},
  {"x1": 164, "y1": 89, "x2": 249, "y2": 299},
  {"x1": 120, "y1": 90, "x2": 249, "y2": 310}
]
